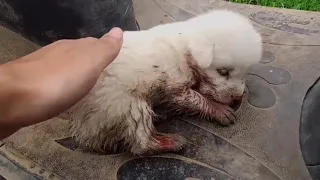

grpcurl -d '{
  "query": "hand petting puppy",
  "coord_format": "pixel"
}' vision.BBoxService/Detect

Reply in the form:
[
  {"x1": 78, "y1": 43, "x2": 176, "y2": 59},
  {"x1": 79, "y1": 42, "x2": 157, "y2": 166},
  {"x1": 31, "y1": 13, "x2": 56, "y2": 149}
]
[{"x1": 0, "y1": 28, "x2": 123, "y2": 140}]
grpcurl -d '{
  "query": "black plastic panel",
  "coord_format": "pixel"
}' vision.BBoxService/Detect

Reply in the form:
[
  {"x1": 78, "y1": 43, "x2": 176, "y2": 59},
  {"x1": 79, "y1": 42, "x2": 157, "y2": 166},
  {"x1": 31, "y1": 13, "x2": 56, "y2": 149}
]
[
  {"x1": 300, "y1": 77, "x2": 320, "y2": 179},
  {"x1": 0, "y1": 0, "x2": 139, "y2": 45}
]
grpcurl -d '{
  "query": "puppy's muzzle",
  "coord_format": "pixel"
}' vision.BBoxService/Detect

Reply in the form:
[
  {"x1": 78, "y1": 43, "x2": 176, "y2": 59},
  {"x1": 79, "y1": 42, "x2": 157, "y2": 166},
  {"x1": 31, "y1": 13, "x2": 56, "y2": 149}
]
[
  {"x1": 230, "y1": 93, "x2": 244, "y2": 111},
  {"x1": 231, "y1": 95, "x2": 243, "y2": 101}
]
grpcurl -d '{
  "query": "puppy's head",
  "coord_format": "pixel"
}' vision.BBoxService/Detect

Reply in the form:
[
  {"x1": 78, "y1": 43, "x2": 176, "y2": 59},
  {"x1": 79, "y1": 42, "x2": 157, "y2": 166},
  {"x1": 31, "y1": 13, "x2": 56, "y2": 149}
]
[{"x1": 185, "y1": 10, "x2": 262, "y2": 105}]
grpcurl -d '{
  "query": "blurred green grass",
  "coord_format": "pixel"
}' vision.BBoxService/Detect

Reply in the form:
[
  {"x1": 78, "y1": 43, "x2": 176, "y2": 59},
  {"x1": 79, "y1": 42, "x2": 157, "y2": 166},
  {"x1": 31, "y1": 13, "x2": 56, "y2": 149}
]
[{"x1": 228, "y1": 0, "x2": 320, "y2": 11}]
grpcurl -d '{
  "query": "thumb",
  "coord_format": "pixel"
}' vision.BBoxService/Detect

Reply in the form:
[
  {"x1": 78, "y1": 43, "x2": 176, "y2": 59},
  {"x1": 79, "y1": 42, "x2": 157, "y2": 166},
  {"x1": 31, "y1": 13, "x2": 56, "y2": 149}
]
[
  {"x1": 95, "y1": 27, "x2": 124, "y2": 69},
  {"x1": 103, "y1": 27, "x2": 124, "y2": 41}
]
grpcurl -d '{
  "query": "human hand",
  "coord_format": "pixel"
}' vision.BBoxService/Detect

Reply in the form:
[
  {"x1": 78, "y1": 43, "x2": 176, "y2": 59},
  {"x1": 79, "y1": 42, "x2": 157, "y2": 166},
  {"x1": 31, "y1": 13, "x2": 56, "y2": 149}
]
[{"x1": 0, "y1": 27, "x2": 123, "y2": 133}]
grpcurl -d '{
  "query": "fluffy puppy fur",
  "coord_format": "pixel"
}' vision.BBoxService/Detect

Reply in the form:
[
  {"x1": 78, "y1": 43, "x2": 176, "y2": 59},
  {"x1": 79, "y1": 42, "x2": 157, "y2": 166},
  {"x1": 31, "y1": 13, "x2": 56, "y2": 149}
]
[{"x1": 61, "y1": 10, "x2": 262, "y2": 155}]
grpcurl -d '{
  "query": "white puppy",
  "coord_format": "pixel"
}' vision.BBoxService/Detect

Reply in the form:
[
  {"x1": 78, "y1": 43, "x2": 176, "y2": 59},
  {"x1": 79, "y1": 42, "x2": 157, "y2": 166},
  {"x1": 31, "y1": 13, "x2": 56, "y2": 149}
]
[{"x1": 62, "y1": 10, "x2": 262, "y2": 155}]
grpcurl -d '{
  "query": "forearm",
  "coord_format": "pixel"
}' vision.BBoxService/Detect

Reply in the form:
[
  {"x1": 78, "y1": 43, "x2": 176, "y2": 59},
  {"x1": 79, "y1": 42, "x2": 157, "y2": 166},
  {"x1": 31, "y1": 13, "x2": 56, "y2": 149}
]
[
  {"x1": 0, "y1": 64, "x2": 27, "y2": 136},
  {"x1": 0, "y1": 62, "x2": 50, "y2": 139}
]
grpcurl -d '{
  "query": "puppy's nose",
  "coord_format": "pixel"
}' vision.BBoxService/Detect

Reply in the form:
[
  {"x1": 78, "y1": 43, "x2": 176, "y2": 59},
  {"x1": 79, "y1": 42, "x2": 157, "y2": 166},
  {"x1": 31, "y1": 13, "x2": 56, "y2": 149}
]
[
  {"x1": 232, "y1": 95, "x2": 243, "y2": 101},
  {"x1": 230, "y1": 95, "x2": 243, "y2": 111}
]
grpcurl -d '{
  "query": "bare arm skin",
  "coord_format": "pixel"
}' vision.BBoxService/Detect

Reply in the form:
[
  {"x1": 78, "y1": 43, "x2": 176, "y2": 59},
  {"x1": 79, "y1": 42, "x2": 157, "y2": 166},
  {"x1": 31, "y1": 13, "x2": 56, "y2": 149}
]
[{"x1": 0, "y1": 28, "x2": 123, "y2": 140}]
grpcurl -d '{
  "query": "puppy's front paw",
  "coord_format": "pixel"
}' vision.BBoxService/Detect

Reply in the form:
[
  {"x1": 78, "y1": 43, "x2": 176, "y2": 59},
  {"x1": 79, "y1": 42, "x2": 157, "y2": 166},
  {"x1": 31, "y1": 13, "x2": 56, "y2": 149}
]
[{"x1": 212, "y1": 105, "x2": 236, "y2": 126}]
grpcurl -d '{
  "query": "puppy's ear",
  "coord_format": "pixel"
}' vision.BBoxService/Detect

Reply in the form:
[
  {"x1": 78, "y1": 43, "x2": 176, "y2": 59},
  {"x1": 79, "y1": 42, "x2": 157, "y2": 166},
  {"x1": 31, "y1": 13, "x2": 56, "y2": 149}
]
[{"x1": 188, "y1": 40, "x2": 214, "y2": 69}]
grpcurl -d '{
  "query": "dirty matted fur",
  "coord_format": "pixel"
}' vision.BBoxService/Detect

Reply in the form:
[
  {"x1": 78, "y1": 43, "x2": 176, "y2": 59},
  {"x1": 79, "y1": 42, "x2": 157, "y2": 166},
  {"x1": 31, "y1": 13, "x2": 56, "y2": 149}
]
[{"x1": 61, "y1": 10, "x2": 262, "y2": 155}]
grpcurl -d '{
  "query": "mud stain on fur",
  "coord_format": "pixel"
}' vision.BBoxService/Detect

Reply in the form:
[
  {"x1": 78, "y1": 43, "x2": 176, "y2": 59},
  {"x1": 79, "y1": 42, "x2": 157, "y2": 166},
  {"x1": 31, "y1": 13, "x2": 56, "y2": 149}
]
[{"x1": 184, "y1": 53, "x2": 218, "y2": 101}]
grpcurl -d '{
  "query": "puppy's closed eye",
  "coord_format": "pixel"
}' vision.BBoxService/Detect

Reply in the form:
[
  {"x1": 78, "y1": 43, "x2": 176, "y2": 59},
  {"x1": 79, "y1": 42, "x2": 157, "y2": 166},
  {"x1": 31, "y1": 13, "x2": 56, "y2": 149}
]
[
  {"x1": 216, "y1": 67, "x2": 234, "y2": 78},
  {"x1": 216, "y1": 68, "x2": 229, "y2": 76}
]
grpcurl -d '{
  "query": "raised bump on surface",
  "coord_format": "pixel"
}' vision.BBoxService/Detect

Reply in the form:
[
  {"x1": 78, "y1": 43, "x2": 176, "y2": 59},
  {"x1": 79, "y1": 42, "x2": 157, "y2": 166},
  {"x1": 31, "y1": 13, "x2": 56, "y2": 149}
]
[
  {"x1": 247, "y1": 65, "x2": 291, "y2": 85},
  {"x1": 246, "y1": 75, "x2": 276, "y2": 108}
]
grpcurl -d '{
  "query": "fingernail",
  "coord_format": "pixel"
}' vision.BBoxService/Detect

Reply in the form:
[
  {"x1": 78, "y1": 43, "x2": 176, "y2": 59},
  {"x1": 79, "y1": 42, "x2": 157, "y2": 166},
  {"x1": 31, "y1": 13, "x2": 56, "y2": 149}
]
[{"x1": 108, "y1": 27, "x2": 123, "y2": 40}]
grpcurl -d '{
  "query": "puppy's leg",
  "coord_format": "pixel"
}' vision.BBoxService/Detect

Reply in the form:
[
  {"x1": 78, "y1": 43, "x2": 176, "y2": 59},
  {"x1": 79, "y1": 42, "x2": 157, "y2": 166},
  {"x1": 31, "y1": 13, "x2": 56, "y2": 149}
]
[
  {"x1": 128, "y1": 100, "x2": 186, "y2": 155},
  {"x1": 170, "y1": 88, "x2": 236, "y2": 125},
  {"x1": 68, "y1": 97, "x2": 186, "y2": 155}
]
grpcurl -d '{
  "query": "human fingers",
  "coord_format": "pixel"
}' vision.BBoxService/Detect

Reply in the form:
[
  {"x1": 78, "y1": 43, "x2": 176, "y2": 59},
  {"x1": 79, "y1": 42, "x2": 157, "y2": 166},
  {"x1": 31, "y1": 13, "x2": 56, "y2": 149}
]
[
  {"x1": 101, "y1": 27, "x2": 123, "y2": 42},
  {"x1": 91, "y1": 27, "x2": 124, "y2": 69}
]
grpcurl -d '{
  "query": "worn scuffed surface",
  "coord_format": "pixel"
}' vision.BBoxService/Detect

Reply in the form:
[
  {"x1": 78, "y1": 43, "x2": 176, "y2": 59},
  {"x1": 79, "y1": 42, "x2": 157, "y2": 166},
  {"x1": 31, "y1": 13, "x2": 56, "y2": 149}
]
[
  {"x1": 1, "y1": 0, "x2": 320, "y2": 179},
  {"x1": 0, "y1": 25, "x2": 39, "y2": 64}
]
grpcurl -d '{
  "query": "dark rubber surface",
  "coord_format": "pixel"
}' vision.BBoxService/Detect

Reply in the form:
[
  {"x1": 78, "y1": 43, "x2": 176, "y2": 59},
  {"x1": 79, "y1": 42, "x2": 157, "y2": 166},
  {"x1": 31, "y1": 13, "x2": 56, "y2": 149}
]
[
  {"x1": 0, "y1": 0, "x2": 138, "y2": 45},
  {"x1": 117, "y1": 157, "x2": 235, "y2": 180},
  {"x1": 308, "y1": 166, "x2": 320, "y2": 180},
  {"x1": 300, "y1": 78, "x2": 320, "y2": 180}
]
